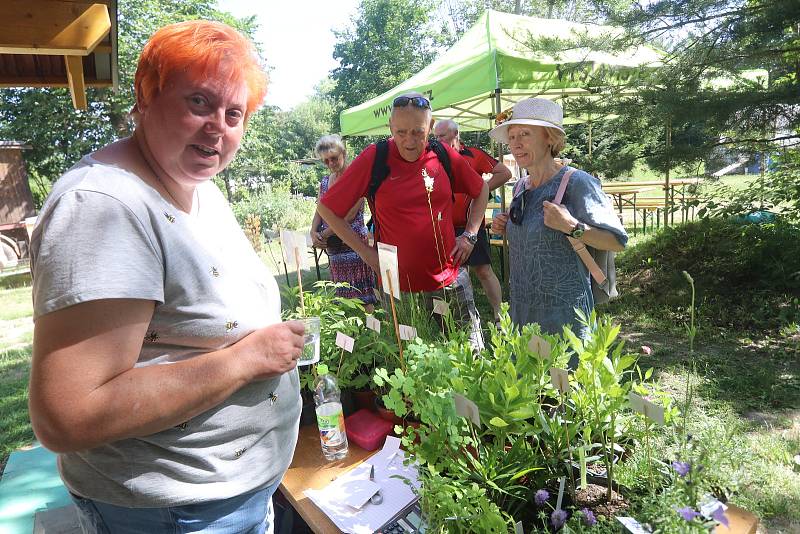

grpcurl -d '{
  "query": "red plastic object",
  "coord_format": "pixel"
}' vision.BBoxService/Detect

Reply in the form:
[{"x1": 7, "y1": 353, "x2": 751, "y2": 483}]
[{"x1": 345, "y1": 409, "x2": 394, "y2": 451}]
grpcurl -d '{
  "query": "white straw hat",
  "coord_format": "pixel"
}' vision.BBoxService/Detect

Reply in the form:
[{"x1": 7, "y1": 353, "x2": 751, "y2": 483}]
[{"x1": 489, "y1": 98, "x2": 565, "y2": 144}]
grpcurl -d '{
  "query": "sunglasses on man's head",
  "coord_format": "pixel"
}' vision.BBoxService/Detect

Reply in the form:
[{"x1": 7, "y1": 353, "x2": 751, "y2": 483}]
[
  {"x1": 509, "y1": 190, "x2": 529, "y2": 225},
  {"x1": 392, "y1": 96, "x2": 431, "y2": 109}
]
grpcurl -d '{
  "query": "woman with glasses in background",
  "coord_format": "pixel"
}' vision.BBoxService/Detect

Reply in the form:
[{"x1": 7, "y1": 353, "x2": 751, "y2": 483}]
[
  {"x1": 310, "y1": 134, "x2": 377, "y2": 311},
  {"x1": 490, "y1": 98, "x2": 627, "y2": 344}
]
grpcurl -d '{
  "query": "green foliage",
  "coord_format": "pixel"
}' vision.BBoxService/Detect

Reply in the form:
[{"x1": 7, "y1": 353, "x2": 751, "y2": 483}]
[
  {"x1": 283, "y1": 281, "x2": 367, "y2": 392},
  {"x1": 330, "y1": 0, "x2": 439, "y2": 128},
  {"x1": 610, "y1": 217, "x2": 800, "y2": 330},
  {"x1": 700, "y1": 151, "x2": 800, "y2": 221},
  {"x1": 373, "y1": 304, "x2": 672, "y2": 531},
  {"x1": 231, "y1": 187, "x2": 317, "y2": 233}
]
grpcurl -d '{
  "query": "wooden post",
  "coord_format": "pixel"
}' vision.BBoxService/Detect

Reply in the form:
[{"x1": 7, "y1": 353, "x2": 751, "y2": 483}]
[
  {"x1": 385, "y1": 269, "x2": 404, "y2": 366},
  {"x1": 294, "y1": 247, "x2": 305, "y2": 315},
  {"x1": 664, "y1": 119, "x2": 672, "y2": 226}
]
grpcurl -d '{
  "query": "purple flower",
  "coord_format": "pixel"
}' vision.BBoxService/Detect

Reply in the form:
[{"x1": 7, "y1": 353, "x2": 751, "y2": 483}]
[
  {"x1": 551, "y1": 509, "x2": 568, "y2": 529},
  {"x1": 672, "y1": 461, "x2": 691, "y2": 477},
  {"x1": 676, "y1": 506, "x2": 701, "y2": 521},
  {"x1": 581, "y1": 508, "x2": 597, "y2": 526},
  {"x1": 534, "y1": 489, "x2": 549, "y2": 506},
  {"x1": 712, "y1": 505, "x2": 729, "y2": 528}
]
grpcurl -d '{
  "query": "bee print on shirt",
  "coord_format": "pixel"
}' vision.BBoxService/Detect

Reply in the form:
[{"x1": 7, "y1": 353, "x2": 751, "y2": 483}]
[
  {"x1": 210, "y1": 266, "x2": 220, "y2": 277},
  {"x1": 144, "y1": 330, "x2": 159, "y2": 343},
  {"x1": 269, "y1": 392, "x2": 278, "y2": 405},
  {"x1": 163, "y1": 212, "x2": 176, "y2": 223},
  {"x1": 225, "y1": 320, "x2": 239, "y2": 332}
]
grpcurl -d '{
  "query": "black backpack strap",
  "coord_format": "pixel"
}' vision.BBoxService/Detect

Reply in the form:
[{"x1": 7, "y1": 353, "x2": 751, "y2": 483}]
[
  {"x1": 366, "y1": 140, "x2": 390, "y2": 241},
  {"x1": 428, "y1": 139, "x2": 455, "y2": 202},
  {"x1": 368, "y1": 140, "x2": 390, "y2": 204}
]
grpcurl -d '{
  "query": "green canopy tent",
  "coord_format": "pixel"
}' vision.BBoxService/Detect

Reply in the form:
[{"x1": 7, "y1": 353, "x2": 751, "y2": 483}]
[{"x1": 339, "y1": 9, "x2": 663, "y2": 137}]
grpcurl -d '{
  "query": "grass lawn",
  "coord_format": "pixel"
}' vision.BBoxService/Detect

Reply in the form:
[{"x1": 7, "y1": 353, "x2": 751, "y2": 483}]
[{"x1": 2, "y1": 232, "x2": 798, "y2": 532}]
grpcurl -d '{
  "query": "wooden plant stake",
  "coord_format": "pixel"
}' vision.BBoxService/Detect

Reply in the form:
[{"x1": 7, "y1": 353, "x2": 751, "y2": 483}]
[
  {"x1": 294, "y1": 246, "x2": 305, "y2": 315},
  {"x1": 385, "y1": 269, "x2": 404, "y2": 368}
]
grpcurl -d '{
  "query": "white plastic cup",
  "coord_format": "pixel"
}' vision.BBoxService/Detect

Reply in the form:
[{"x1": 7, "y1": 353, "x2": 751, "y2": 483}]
[{"x1": 298, "y1": 317, "x2": 320, "y2": 366}]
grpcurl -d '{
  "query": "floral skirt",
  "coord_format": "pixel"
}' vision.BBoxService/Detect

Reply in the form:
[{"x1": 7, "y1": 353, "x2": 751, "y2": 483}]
[{"x1": 328, "y1": 248, "x2": 377, "y2": 304}]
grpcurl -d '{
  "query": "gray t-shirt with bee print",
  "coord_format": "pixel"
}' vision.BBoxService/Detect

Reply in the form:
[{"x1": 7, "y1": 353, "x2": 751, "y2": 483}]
[{"x1": 30, "y1": 155, "x2": 301, "y2": 508}]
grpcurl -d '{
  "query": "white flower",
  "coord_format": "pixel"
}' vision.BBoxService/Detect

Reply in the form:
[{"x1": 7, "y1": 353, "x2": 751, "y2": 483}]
[{"x1": 422, "y1": 169, "x2": 434, "y2": 193}]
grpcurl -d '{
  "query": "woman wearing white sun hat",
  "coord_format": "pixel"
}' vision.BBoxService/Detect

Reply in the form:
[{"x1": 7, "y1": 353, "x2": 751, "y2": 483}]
[{"x1": 490, "y1": 98, "x2": 627, "y2": 346}]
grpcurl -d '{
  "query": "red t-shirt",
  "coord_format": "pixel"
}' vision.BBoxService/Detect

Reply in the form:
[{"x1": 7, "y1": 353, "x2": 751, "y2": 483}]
[
  {"x1": 452, "y1": 146, "x2": 497, "y2": 227},
  {"x1": 321, "y1": 139, "x2": 484, "y2": 292}
]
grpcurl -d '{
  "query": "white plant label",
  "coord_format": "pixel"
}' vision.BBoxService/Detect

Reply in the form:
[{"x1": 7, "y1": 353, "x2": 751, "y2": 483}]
[
  {"x1": 549, "y1": 368, "x2": 570, "y2": 395},
  {"x1": 366, "y1": 314, "x2": 381, "y2": 333},
  {"x1": 528, "y1": 335, "x2": 551, "y2": 358},
  {"x1": 514, "y1": 521, "x2": 524, "y2": 534},
  {"x1": 432, "y1": 298, "x2": 450, "y2": 315},
  {"x1": 453, "y1": 393, "x2": 481, "y2": 427},
  {"x1": 617, "y1": 517, "x2": 652, "y2": 533},
  {"x1": 335, "y1": 332, "x2": 355, "y2": 353},
  {"x1": 280, "y1": 229, "x2": 308, "y2": 270},
  {"x1": 628, "y1": 392, "x2": 665, "y2": 425},
  {"x1": 377, "y1": 242, "x2": 400, "y2": 300},
  {"x1": 555, "y1": 476, "x2": 566, "y2": 511},
  {"x1": 398, "y1": 324, "x2": 417, "y2": 341}
]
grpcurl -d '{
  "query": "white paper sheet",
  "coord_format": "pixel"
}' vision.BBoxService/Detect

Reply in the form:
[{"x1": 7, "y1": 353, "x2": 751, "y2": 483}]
[
  {"x1": 280, "y1": 229, "x2": 309, "y2": 270},
  {"x1": 377, "y1": 242, "x2": 400, "y2": 300},
  {"x1": 304, "y1": 438, "x2": 420, "y2": 534}
]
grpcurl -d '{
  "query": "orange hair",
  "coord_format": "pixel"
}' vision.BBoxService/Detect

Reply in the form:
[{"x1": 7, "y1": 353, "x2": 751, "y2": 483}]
[{"x1": 134, "y1": 20, "x2": 267, "y2": 117}]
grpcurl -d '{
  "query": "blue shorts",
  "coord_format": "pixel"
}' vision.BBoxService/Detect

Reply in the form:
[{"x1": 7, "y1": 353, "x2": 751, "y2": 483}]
[{"x1": 69, "y1": 480, "x2": 280, "y2": 534}]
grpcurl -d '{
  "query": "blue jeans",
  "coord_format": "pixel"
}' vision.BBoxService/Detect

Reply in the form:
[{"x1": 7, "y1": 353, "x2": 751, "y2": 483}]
[{"x1": 69, "y1": 481, "x2": 279, "y2": 534}]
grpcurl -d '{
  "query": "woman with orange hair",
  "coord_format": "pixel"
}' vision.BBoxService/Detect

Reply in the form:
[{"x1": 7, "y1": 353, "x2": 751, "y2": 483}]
[{"x1": 28, "y1": 20, "x2": 303, "y2": 533}]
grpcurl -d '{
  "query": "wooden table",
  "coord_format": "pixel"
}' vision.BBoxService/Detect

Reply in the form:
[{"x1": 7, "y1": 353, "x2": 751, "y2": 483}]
[{"x1": 278, "y1": 425, "x2": 374, "y2": 534}]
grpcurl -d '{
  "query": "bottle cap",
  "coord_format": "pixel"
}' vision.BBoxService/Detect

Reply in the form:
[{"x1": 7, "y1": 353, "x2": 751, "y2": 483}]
[{"x1": 317, "y1": 363, "x2": 329, "y2": 375}]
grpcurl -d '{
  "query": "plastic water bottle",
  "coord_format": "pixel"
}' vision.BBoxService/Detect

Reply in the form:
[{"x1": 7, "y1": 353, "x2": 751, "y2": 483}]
[{"x1": 314, "y1": 364, "x2": 349, "y2": 460}]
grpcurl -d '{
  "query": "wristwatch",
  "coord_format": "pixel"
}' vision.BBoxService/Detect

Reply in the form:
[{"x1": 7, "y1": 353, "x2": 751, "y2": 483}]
[
  {"x1": 568, "y1": 222, "x2": 589, "y2": 239},
  {"x1": 461, "y1": 230, "x2": 478, "y2": 245}
]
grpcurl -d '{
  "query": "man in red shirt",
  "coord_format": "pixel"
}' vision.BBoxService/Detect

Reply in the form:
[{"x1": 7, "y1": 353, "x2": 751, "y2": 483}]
[
  {"x1": 318, "y1": 93, "x2": 489, "y2": 342},
  {"x1": 434, "y1": 119, "x2": 512, "y2": 323}
]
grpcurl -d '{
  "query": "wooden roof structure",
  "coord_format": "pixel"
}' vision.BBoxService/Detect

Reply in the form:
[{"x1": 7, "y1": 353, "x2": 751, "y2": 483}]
[{"x1": 0, "y1": 0, "x2": 118, "y2": 110}]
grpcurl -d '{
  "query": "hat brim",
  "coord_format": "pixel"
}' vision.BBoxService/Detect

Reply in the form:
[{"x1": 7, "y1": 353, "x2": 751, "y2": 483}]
[{"x1": 489, "y1": 119, "x2": 565, "y2": 144}]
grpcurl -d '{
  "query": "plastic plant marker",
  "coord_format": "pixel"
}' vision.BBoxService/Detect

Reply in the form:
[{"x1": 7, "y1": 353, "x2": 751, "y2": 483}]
[
  {"x1": 453, "y1": 393, "x2": 481, "y2": 427},
  {"x1": 514, "y1": 521, "x2": 524, "y2": 534},
  {"x1": 377, "y1": 242, "x2": 400, "y2": 300},
  {"x1": 366, "y1": 315, "x2": 381, "y2": 333},
  {"x1": 398, "y1": 324, "x2": 417, "y2": 341},
  {"x1": 578, "y1": 446, "x2": 587, "y2": 489},
  {"x1": 335, "y1": 332, "x2": 355, "y2": 352},
  {"x1": 432, "y1": 298, "x2": 450, "y2": 315},
  {"x1": 528, "y1": 335, "x2": 551, "y2": 358},
  {"x1": 549, "y1": 368, "x2": 570, "y2": 394},
  {"x1": 617, "y1": 517, "x2": 652, "y2": 533},
  {"x1": 556, "y1": 476, "x2": 566, "y2": 511},
  {"x1": 629, "y1": 392, "x2": 664, "y2": 425}
]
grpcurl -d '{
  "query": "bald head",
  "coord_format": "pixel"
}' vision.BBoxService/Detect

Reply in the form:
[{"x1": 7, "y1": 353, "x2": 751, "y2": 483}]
[
  {"x1": 388, "y1": 91, "x2": 434, "y2": 162},
  {"x1": 434, "y1": 119, "x2": 459, "y2": 149}
]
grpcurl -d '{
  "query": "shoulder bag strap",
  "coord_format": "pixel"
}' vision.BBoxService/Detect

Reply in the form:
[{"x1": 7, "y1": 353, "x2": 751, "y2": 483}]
[{"x1": 555, "y1": 167, "x2": 607, "y2": 286}]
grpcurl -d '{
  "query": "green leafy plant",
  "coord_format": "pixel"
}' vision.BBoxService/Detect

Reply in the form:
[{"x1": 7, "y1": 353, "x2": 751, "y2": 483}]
[{"x1": 568, "y1": 310, "x2": 640, "y2": 502}]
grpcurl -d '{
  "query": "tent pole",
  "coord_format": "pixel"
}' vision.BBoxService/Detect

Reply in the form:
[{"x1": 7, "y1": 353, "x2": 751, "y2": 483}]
[
  {"x1": 493, "y1": 87, "x2": 510, "y2": 285},
  {"x1": 665, "y1": 118, "x2": 672, "y2": 227}
]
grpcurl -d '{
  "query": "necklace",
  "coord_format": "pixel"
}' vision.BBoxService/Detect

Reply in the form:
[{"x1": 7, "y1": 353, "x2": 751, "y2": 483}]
[{"x1": 133, "y1": 133, "x2": 193, "y2": 213}]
